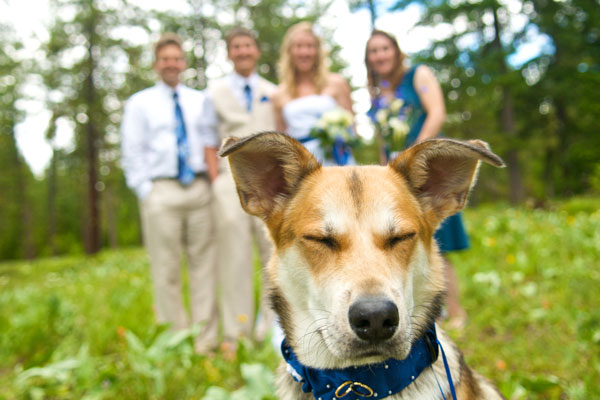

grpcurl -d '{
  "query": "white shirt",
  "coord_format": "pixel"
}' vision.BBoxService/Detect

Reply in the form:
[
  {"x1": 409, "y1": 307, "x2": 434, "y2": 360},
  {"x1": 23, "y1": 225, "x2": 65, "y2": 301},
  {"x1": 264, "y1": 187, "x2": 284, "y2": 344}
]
[
  {"x1": 202, "y1": 71, "x2": 260, "y2": 136},
  {"x1": 121, "y1": 81, "x2": 220, "y2": 199}
]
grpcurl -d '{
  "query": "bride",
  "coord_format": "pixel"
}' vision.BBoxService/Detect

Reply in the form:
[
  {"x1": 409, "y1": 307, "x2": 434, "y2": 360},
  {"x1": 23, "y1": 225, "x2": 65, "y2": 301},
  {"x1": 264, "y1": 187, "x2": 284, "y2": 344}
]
[{"x1": 273, "y1": 22, "x2": 355, "y2": 165}]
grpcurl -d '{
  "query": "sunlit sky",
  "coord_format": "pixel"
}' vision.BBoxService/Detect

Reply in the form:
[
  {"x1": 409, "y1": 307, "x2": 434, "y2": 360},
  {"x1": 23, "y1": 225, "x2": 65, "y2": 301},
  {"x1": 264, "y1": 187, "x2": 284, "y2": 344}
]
[{"x1": 1, "y1": 0, "x2": 550, "y2": 176}]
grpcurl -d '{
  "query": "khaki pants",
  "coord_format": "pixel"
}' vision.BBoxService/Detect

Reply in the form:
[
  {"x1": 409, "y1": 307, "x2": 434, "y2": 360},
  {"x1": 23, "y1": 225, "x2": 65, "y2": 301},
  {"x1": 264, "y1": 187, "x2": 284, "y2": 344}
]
[
  {"x1": 213, "y1": 171, "x2": 275, "y2": 341},
  {"x1": 140, "y1": 178, "x2": 217, "y2": 350}
]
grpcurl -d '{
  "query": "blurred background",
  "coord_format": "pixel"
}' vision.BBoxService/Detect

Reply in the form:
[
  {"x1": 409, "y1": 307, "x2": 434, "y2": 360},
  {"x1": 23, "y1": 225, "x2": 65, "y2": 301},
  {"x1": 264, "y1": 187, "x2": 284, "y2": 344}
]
[
  {"x1": 0, "y1": 1, "x2": 599, "y2": 399},
  {"x1": 1, "y1": 0, "x2": 598, "y2": 259}
]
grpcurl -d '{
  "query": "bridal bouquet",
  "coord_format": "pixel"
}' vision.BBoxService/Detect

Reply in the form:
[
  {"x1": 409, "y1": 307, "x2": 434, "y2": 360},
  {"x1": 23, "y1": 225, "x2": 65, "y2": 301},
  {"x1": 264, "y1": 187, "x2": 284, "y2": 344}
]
[
  {"x1": 309, "y1": 108, "x2": 359, "y2": 165},
  {"x1": 373, "y1": 98, "x2": 412, "y2": 153}
]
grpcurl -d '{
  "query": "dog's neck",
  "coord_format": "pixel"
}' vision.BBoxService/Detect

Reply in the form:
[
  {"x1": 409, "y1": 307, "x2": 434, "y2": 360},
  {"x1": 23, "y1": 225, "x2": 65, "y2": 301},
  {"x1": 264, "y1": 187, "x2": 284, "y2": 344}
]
[{"x1": 281, "y1": 325, "x2": 454, "y2": 400}]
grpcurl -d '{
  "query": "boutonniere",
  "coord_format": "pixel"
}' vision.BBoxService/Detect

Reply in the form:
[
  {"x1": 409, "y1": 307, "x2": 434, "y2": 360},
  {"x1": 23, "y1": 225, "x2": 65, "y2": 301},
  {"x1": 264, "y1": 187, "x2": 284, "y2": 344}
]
[{"x1": 259, "y1": 95, "x2": 270, "y2": 103}]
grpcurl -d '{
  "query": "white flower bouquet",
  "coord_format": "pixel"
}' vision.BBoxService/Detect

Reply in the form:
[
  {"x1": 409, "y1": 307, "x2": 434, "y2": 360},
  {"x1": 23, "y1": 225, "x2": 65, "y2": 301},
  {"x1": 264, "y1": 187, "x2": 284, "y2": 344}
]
[
  {"x1": 309, "y1": 108, "x2": 360, "y2": 165},
  {"x1": 373, "y1": 99, "x2": 412, "y2": 153}
]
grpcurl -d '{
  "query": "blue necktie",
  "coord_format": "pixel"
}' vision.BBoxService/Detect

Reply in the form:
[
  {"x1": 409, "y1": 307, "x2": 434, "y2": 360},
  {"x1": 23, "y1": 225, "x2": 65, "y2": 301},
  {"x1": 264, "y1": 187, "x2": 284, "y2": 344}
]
[
  {"x1": 243, "y1": 83, "x2": 252, "y2": 112},
  {"x1": 173, "y1": 92, "x2": 195, "y2": 186}
]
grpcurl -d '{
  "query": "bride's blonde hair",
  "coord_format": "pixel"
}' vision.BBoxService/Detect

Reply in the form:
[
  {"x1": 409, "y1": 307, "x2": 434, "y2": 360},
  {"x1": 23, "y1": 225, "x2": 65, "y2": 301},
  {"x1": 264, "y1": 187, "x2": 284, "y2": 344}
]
[{"x1": 278, "y1": 22, "x2": 329, "y2": 98}]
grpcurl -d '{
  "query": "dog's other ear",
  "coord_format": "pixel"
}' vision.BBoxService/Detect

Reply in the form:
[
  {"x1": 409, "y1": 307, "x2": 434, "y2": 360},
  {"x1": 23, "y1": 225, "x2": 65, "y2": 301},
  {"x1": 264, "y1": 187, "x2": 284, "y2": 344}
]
[
  {"x1": 390, "y1": 138, "x2": 504, "y2": 224},
  {"x1": 219, "y1": 131, "x2": 321, "y2": 220}
]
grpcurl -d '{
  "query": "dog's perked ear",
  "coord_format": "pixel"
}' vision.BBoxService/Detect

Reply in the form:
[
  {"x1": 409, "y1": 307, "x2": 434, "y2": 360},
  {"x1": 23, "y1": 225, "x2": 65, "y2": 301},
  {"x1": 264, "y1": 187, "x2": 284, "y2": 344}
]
[
  {"x1": 219, "y1": 131, "x2": 321, "y2": 220},
  {"x1": 390, "y1": 138, "x2": 505, "y2": 225}
]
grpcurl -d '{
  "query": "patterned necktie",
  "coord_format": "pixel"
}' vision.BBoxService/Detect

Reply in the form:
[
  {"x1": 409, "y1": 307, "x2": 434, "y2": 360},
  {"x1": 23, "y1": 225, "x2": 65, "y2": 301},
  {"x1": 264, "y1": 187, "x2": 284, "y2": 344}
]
[
  {"x1": 173, "y1": 91, "x2": 195, "y2": 186},
  {"x1": 243, "y1": 83, "x2": 252, "y2": 112}
]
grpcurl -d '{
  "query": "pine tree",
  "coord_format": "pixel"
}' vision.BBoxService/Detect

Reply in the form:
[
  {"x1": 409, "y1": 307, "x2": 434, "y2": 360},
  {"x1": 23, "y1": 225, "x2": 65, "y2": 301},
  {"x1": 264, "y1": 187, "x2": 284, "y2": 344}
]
[
  {"x1": 42, "y1": 0, "x2": 154, "y2": 254},
  {"x1": 0, "y1": 24, "x2": 36, "y2": 260}
]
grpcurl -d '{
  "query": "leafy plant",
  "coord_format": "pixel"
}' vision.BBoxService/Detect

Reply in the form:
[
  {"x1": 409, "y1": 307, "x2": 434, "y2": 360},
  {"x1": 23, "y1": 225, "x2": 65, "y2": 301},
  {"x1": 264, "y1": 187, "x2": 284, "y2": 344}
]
[
  {"x1": 123, "y1": 324, "x2": 201, "y2": 396},
  {"x1": 1, "y1": 200, "x2": 599, "y2": 399},
  {"x1": 202, "y1": 363, "x2": 276, "y2": 400}
]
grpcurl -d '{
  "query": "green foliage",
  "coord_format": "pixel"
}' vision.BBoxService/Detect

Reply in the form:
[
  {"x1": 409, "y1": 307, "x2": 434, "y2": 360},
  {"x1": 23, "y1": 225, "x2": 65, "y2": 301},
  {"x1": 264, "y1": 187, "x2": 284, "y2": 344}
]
[
  {"x1": 122, "y1": 325, "x2": 209, "y2": 397},
  {"x1": 524, "y1": 0, "x2": 600, "y2": 196},
  {"x1": 1, "y1": 0, "x2": 599, "y2": 260},
  {"x1": 152, "y1": 0, "x2": 344, "y2": 88},
  {"x1": 203, "y1": 363, "x2": 276, "y2": 400},
  {"x1": 0, "y1": 249, "x2": 280, "y2": 399},
  {"x1": 244, "y1": 0, "x2": 348, "y2": 81},
  {"x1": 1, "y1": 200, "x2": 599, "y2": 398},
  {"x1": 352, "y1": 137, "x2": 381, "y2": 165},
  {"x1": 0, "y1": 0, "x2": 353, "y2": 261},
  {"x1": 388, "y1": 0, "x2": 600, "y2": 199},
  {"x1": 348, "y1": 0, "x2": 377, "y2": 27},
  {"x1": 0, "y1": 23, "x2": 38, "y2": 260},
  {"x1": 40, "y1": 0, "x2": 159, "y2": 254},
  {"x1": 446, "y1": 199, "x2": 600, "y2": 398}
]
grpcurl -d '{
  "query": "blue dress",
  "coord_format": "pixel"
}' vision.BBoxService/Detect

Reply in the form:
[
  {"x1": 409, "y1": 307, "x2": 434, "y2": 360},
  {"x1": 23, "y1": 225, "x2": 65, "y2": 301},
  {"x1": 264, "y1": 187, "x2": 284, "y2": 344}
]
[{"x1": 369, "y1": 65, "x2": 469, "y2": 253}]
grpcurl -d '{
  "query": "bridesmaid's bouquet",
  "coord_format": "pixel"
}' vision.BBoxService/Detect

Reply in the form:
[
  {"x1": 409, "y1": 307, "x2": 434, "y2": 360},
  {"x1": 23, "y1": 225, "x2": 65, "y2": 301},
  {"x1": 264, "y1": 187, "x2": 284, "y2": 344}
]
[
  {"x1": 309, "y1": 108, "x2": 359, "y2": 165},
  {"x1": 373, "y1": 99, "x2": 412, "y2": 153}
]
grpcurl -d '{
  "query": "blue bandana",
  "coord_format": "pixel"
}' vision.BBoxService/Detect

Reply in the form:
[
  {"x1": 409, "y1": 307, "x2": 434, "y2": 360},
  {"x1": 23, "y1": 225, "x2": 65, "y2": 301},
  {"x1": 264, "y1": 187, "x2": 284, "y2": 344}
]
[{"x1": 282, "y1": 326, "x2": 441, "y2": 399}]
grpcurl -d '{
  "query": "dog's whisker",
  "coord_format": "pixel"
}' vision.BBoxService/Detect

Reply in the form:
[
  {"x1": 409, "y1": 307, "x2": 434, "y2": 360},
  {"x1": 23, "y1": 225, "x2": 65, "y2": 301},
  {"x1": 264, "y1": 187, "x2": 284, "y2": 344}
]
[
  {"x1": 298, "y1": 317, "x2": 328, "y2": 337},
  {"x1": 302, "y1": 307, "x2": 332, "y2": 314},
  {"x1": 298, "y1": 318, "x2": 331, "y2": 351}
]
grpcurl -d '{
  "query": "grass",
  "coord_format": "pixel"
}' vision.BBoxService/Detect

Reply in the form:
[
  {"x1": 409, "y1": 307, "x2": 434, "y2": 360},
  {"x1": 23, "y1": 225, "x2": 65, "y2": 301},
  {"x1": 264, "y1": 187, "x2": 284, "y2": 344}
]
[
  {"x1": 1, "y1": 198, "x2": 599, "y2": 399},
  {"x1": 447, "y1": 198, "x2": 600, "y2": 399}
]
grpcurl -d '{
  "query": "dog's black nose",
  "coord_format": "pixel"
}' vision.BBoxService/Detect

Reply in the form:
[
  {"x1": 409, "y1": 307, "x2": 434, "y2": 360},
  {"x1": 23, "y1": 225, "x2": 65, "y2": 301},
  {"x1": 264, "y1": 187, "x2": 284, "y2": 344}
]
[{"x1": 348, "y1": 298, "x2": 399, "y2": 342}]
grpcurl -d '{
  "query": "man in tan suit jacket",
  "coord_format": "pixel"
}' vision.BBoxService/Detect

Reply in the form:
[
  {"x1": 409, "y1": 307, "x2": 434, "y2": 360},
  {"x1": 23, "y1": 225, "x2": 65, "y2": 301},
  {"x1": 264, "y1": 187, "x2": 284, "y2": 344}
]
[{"x1": 202, "y1": 28, "x2": 276, "y2": 356}]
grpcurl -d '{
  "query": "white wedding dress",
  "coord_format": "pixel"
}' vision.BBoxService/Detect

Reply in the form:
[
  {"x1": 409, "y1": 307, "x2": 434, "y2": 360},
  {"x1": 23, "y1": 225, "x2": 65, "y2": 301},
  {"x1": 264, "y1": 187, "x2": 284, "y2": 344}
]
[{"x1": 282, "y1": 94, "x2": 338, "y2": 165}]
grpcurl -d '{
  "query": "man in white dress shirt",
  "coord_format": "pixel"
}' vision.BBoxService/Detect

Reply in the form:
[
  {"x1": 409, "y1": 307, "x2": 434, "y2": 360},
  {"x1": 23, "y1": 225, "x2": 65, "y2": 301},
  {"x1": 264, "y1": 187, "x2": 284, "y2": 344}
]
[
  {"x1": 203, "y1": 28, "x2": 276, "y2": 353},
  {"x1": 121, "y1": 33, "x2": 219, "y2": 352}
]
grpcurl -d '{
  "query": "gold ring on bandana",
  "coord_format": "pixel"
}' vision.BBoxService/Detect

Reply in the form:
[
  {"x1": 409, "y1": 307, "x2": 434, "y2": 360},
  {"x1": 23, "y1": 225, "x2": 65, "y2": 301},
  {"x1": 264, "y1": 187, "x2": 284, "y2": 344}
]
[{"x1": 335, "y1": 381, "x2": 374, "y2": 398}]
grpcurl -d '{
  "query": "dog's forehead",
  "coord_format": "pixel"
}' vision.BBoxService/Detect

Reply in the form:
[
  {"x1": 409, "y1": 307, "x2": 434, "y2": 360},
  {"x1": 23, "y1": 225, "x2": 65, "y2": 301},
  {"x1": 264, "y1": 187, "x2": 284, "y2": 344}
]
[{"x1": 297, "y1": 166, "x2": 420, "y2": 233}]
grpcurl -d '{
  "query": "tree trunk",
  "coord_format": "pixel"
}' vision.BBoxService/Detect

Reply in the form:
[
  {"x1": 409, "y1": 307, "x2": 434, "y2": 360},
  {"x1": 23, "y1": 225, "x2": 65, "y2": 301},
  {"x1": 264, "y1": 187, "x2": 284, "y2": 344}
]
[
  {"x1": 553, "y1": 100, "x2": 570, "y2": 195},
  {"x1": 47, "y1": 146, "x2": 58, "y2": 256},
  {"x1": 492, "y1": 4, "x2": 524, "y2": 204},
  {"x1": 10, "y1": 130, "x2": 35, "y2": 259},
  {"x1": 105, "y1": 182, "x2": 118, "y2": 248},
  {"x1": 501, "y1": 88, "x2": 524, "y2": 203},
  {"x1": 84, "y1": 15, "x2": 101, "y2": 254},
  {"x1": 46, "y1": 113, "x2": 59, "y2": 256}
]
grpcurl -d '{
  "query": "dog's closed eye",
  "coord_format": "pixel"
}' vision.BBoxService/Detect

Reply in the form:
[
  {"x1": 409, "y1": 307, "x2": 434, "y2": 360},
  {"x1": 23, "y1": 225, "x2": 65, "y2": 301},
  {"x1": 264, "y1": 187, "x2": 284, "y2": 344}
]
[
  {"x1": 385, "y1": 232, "x2": 416, "y2": 249},
  {"x1": 303, "y1": 235, "x2": 340, "y2": 251}
]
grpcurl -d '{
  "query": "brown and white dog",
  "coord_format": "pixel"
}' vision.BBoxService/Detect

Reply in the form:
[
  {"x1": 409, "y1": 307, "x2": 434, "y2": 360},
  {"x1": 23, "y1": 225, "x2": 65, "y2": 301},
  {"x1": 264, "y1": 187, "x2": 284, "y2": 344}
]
[{"x1": 220, "y1": 131, "x2": 506, "y2": 400}]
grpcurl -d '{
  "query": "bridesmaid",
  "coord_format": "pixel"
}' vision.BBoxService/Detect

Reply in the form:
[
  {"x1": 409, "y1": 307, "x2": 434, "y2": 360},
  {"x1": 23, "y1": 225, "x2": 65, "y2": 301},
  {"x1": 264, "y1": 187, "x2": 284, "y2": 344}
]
[
  {"x1": 365, "y1": 29, "x2": 468, "y2": 329},
  {"x1": 273, "y1": 21, "x2": 354, "y2": 165}
]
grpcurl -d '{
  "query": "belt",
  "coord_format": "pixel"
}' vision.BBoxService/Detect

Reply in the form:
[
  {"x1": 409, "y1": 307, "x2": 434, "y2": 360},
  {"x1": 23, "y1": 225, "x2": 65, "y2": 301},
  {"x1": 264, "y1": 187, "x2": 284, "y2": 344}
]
[{"x1": 151, "y1": 172, "x2": 209, "y2": 182}]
